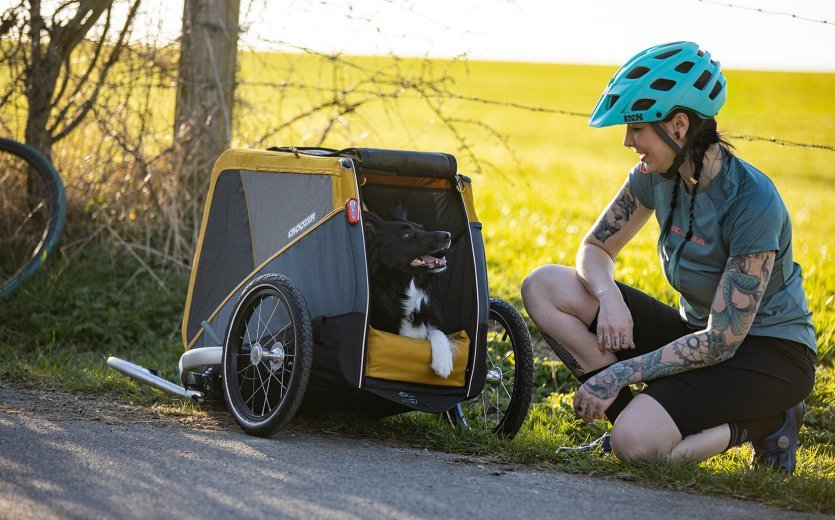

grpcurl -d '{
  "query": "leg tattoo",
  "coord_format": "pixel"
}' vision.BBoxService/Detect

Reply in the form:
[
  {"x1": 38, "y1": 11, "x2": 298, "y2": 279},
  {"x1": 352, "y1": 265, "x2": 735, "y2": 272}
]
[{"x1": 543, "y1": 335, "x2": 585, "y2": 378}]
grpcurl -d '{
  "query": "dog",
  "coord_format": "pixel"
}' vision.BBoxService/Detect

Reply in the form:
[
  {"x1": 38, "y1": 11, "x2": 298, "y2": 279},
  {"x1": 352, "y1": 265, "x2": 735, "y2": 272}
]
[{"x1": 363, "y1": 204, "x2": 455, "y2": 378}]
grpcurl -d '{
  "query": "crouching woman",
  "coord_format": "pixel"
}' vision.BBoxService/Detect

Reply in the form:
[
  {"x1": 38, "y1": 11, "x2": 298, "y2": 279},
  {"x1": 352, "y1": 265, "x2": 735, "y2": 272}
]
[{"x1": 522, "y1": 42, "x2": 817, "y2": 473}]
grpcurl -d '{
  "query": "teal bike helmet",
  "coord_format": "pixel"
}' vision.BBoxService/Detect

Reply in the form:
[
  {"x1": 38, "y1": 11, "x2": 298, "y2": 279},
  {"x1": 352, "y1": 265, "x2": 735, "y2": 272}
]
[{"x1": 589, "y1": 41, "x2": 726, "y2": 128}]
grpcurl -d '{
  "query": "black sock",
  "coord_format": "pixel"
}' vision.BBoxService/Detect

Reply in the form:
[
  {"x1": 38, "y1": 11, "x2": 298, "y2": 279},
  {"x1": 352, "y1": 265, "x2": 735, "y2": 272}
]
[
  {"x1": 578, "y1": 367, "x2": 633, "y2": 424},
  {"x1": 726, "y1": 413, "x2": 785, "y2": 449}
]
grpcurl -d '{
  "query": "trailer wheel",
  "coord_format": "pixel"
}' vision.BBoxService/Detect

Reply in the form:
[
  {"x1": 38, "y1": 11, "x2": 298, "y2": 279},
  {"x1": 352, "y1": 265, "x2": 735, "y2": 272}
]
[
  {"x1": 222, "y1": 274, "x2": 313, "y2": 437},
  {"x1": 446, "y1": 298, "x2": 534, "y2": 438}
]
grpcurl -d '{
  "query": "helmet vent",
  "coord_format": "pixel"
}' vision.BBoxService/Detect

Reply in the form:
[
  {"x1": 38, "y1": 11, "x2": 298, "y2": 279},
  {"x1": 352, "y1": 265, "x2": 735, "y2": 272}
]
[
  {"x1": 675, "y1": 61, "x2": 695, "y2": 73},
  {"x1": 697, "y1": 50, "x2": 705, "y2": 57},
  {"x1": 631, "y1": 99, "x2": 656, "y2": 111},
  {"x1": 709, "y1": 81, "x2": 724, "y2": 100},
  {"x1": 606, "y1": 95, "x2": 620, "y2": 109},
  {"x1": 626, "y1": 66, "x2": 650, "y2": 79},
  {"x1": 655, "y1": 49, "x2": 682, "y2": 60},
  {"x1": 693, "y1": 70, "x2": 712, "y2": 90},
  {"x1": 650, "y1": 79, "x2": 676, "y2": 91}
]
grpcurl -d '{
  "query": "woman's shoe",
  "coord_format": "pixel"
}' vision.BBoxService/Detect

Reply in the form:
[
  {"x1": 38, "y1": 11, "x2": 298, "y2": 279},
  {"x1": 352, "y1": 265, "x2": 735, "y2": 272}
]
[{"x1": 751, "y1": 401, "x2": 807, "y2": 474}]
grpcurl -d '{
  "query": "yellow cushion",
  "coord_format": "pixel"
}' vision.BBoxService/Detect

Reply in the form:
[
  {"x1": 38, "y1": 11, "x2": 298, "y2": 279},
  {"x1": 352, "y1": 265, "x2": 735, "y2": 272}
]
[{"x1": 365, "y1": 327, "x2": 470, "y2": 387}]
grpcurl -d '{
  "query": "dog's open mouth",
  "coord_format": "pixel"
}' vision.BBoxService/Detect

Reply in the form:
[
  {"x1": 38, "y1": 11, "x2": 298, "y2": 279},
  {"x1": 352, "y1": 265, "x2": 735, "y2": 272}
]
[{"x1": 410, "y1": 248, "x2": 448, "y2": 271}]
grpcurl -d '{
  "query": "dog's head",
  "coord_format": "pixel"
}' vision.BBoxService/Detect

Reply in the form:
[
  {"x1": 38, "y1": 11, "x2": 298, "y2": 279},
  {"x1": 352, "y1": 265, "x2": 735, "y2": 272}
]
[{"x1": 363, "y1": 204, "x2": 451, "y2": 275}]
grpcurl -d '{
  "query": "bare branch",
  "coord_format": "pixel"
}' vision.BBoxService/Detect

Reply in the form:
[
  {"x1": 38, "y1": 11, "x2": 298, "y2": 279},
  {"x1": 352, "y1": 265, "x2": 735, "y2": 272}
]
[{"x1": 53, "y1": 0, "x2": 142, "y2": 143}]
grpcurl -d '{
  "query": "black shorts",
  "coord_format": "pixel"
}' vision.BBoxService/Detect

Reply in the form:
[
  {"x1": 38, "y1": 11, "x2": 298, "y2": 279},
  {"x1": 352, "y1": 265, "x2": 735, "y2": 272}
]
[{"x1": 588, "y1": 282, "x2": 817, "y2": 437}]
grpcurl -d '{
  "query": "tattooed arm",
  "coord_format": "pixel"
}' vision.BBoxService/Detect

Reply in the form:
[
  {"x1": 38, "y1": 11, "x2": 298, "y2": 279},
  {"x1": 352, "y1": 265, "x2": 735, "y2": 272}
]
[
  {"x1": 577, "y1": 179, "x2": 652, "y2": 354},
  {"x1": 573, "y1": 251, "x2": 776, "y2": 421}
]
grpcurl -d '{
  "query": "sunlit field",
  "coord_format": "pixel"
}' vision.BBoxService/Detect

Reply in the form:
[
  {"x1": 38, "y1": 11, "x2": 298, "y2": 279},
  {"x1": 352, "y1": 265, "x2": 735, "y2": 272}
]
[
  {"x1": 229, "y1": 54, "x2": 835, "y2": 362},
  {"x1": 2, "y1": 53, "x2": 834, "y2": 512}
]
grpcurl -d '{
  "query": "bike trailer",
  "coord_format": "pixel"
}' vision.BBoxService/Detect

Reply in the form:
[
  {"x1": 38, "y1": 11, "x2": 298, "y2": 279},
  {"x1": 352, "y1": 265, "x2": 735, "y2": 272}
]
[{"x1": 109, "y1": 147, "x2": 533, "y2": 438}]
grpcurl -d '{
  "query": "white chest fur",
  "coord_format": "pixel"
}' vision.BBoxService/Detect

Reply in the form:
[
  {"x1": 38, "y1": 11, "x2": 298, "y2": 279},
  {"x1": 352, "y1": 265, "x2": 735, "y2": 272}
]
[{"x1": 399, "y1": 278, "x2": 429, "y2": 339}]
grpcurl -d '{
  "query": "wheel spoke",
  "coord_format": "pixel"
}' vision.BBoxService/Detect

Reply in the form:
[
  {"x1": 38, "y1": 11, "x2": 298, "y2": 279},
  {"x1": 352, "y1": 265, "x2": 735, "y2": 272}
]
[
  {"x1": 267, "y1": 321, "x2": 292, "y2": 349},
  {"x1": 261, "y1": 376, "x2": 270, "y2": 416}
]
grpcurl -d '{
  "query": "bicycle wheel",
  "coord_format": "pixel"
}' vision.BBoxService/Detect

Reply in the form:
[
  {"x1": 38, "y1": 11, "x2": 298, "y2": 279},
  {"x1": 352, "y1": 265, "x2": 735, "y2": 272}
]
[
  {"x1": 222, "y1": 274, "x2": 313, "y2": 437},
  {"x1": 0, "y1": 138, "x2": 65, "y2": 299},
  {"x1": 446, "y1": 298, "x2": 534, "y2": 438}
]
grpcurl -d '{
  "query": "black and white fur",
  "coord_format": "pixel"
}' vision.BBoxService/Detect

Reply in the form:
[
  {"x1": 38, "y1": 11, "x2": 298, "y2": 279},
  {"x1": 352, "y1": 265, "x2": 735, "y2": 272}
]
[{"x1": 363, "y1": 205, "x2": 455, "y2": 378}]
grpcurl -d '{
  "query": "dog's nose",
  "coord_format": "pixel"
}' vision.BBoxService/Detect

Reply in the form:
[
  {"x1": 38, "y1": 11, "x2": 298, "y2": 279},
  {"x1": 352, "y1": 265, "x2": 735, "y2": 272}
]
[{"x1": 440, "y1": 231, "x2": 451, "y2": 240}]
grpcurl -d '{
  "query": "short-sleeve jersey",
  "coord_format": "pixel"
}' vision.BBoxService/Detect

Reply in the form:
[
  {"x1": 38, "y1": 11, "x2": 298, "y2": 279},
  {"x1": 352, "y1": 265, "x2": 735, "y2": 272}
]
[{"x1": 628, "y1": 149, "x2": 817, "y2": 352}]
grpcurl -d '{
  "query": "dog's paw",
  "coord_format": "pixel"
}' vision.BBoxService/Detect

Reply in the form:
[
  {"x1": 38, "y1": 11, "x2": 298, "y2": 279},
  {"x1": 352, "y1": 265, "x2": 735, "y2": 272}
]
[{"x1": 429, "y1": 329, "x2": 454, "y2": 378}]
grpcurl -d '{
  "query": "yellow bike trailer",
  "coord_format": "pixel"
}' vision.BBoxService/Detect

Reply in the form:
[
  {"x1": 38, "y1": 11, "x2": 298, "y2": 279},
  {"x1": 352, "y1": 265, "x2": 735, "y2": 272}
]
[{"x1": 110, "y1": 147, "x2": 533, "y2": 438}]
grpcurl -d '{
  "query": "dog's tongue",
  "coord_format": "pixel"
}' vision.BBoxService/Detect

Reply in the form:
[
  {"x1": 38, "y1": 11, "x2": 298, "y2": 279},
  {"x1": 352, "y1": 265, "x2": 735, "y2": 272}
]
[{"x1": 412, "y1": 255, "x2": 447, "y2": 268}]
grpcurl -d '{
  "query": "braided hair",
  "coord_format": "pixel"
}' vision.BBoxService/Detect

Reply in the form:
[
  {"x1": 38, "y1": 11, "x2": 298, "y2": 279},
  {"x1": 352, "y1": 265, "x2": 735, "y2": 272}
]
[{"x1": 661, "y1": 109, "x2": 734, "y2": 246}]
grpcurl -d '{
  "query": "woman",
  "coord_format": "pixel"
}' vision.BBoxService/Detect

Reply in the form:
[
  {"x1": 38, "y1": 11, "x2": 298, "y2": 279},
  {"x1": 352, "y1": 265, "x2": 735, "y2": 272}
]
[{"x1": 522, "y1": 41, "x2": 817, "y2": 473}]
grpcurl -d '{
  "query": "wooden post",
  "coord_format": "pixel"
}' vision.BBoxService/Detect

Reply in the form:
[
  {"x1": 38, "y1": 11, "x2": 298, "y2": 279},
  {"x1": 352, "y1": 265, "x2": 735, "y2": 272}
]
[{"x1": 174, "y1": 0, "x2": 240, "y2": 180}]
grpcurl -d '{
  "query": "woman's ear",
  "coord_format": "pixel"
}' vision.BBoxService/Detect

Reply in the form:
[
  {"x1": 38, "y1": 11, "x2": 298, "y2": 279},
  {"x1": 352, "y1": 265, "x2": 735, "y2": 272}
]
[{"x1": 673, "y1": 112, "x2": 690, "y2": 137}]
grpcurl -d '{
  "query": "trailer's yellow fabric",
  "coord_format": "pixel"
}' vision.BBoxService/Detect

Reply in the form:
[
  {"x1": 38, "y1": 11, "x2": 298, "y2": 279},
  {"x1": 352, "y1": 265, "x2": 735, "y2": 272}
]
[
  {"x1": 365, "y1": 327, "x2": 469, "y2": 387},
  {"x1": 212, "y1": 148, "x2": 359, "y2": 210}
]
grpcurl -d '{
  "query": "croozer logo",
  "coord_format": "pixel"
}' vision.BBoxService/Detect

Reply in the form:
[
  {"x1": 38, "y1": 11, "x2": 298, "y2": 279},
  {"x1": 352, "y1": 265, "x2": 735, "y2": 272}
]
[
  {"x1": 624, "y1": 114, "x2": 644, "y2": 123},
  {"x1": 288, "y1": 212, "x2": 316, "y2": 239}
]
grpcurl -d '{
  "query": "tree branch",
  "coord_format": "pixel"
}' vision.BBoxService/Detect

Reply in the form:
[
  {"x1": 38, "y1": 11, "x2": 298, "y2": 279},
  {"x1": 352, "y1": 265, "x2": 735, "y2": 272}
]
[{"x1": 52, "y1": 0, "x2": 141, "y2": 143}]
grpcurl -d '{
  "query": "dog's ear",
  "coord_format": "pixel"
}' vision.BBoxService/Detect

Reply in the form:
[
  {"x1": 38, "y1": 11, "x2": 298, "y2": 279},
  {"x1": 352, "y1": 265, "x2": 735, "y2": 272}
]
[
  {"x1": 389, "y1": 201, "x2": 408, "y2": 222},
  {"x1": 362, "y1": 210, "x2": 382, "y2": 236}
]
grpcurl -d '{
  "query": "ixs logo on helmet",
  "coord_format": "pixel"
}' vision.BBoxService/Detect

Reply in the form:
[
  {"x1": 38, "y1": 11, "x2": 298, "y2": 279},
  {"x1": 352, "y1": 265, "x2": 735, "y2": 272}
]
[{"x1": 623, "y1": 114, "x2": 644, "y2": 123}]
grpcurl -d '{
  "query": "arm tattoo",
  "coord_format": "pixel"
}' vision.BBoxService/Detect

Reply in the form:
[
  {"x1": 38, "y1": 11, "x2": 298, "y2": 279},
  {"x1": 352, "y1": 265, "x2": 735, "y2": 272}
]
[
  {"x1": 543, "y1": 335, "x2": 585, "y2": 377},
  {"x1": 591, "y1": 185, "x2": 638, "y2": 243},
  {"x1": 584, "y1": 365, "x2": 631, "y2": 401},
  {"x1": 585, "y1": 252, "x2": 774, "y2": 391},
  {"x1": 715, "y1": 252, "x2": 772, "y2": 335}
]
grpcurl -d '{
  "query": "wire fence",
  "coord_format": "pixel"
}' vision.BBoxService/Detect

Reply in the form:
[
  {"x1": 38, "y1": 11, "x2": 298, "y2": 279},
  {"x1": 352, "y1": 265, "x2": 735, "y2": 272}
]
[
  {"x1": 235, "y1": 79, "x2": 835, "y2": 153},
  {"x1": 695, "y1": 0, "x2": 834, "y2": 26}
]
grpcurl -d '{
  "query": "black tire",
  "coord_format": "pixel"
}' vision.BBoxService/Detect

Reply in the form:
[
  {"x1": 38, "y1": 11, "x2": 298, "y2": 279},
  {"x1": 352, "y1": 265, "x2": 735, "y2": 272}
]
[
  {"x1": 446, "y1": 298, "x2": 534, "y2": 438},
  {"x1": 0, "y1": 138, "x2": 65, "y2": 299},
  {"x1": 222, "y1": 274, "x2": 313, "y2": 437}
]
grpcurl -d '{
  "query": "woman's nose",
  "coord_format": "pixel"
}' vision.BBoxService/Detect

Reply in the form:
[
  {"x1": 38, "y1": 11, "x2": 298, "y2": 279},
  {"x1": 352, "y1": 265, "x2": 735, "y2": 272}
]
[{"x1": 623, "y1": 128, "x2": 634, "y2": 148}]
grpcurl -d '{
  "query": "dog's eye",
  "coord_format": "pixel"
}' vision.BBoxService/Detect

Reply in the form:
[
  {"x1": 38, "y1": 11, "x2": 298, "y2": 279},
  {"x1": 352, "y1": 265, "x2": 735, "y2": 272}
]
[{"x1": 402, "y1": 231, "x2": 414, "y2": 239}]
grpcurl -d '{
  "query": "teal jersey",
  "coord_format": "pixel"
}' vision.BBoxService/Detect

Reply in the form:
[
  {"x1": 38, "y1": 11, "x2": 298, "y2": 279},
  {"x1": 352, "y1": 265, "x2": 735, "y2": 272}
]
[{"x1": 629, "y1": 149, "x2": 817, "y2": 352}]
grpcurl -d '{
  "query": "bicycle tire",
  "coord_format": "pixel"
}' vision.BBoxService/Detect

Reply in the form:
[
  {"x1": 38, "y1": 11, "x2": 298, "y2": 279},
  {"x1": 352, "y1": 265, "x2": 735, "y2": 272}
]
[
  {"x1": 0, "y1": 137, "x2": 65, "y2": 299},
  {"x1": 445, "y1": 298, "x2": 534, "y2": 438}
]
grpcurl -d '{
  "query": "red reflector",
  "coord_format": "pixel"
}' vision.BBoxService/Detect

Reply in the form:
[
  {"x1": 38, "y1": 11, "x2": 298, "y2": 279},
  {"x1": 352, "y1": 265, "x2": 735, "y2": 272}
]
[{"x1": 346, "y1": 198, "x2": 360, "y2": 224}]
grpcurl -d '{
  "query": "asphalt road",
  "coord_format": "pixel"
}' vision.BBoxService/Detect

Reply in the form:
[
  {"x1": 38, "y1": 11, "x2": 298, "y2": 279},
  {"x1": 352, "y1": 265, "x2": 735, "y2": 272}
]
[{"x1": 0, "y1": 402, "x2": 826, "y2": 520}]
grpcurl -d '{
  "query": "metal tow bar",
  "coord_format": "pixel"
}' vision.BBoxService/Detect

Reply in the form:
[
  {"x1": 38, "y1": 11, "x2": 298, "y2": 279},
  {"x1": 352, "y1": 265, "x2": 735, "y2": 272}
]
[{"x1": 107, "y1": 356, "x2": 205, "y2": 402}]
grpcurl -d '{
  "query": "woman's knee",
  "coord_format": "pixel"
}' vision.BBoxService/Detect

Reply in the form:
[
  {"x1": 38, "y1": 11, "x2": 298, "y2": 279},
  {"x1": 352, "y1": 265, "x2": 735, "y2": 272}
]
[
  {"x1": 610, "y1": 426, "x2": 661, "y2": 462},
  {"x1": 610, "y1": 396, "x2": 681, "y2": 462},
  {"x1": 521, "y1": 264, "x2": 574, "y2": 308}
]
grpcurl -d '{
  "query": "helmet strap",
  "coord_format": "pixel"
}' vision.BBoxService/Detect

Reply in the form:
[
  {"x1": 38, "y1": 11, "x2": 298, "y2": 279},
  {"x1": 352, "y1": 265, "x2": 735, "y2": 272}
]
[
  {"x1": 651, "y1": 121, "x2": 682, "y2": 155},
  {"x1": 651, "y1": 119, "x2": 705, "y2": 180}
]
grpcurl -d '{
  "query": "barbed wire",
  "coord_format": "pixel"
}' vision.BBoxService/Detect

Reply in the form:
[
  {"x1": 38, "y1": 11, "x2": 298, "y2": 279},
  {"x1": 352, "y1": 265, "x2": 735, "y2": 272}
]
[
  {"x1": 726, "y1": 134, "x2": 835, "y2": 152},
  {"x1": 695, "y1": 0, "x2": 834, "y2": 26},
  {"x1": 29, "y1": 76, "x2": 835, "y2": 153}
]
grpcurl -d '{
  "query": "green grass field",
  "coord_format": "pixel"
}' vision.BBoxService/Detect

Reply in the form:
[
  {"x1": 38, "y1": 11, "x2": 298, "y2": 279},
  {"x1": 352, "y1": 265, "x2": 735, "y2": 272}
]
[{"x1": 2, "y1": 53, "x2": 834, "y2": 513}]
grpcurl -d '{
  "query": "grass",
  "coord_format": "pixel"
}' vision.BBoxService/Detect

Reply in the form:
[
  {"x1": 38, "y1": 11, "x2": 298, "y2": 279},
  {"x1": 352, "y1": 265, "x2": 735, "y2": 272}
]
[{"x1": 1, "y1": 55, "x2": 834, "y2": 514}]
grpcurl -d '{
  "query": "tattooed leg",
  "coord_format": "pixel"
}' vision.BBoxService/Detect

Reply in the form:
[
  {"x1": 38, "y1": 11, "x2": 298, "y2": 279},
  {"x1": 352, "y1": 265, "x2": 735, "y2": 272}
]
[{"x1": 543, "y1": 334, "x2": 586, "y2": 378}]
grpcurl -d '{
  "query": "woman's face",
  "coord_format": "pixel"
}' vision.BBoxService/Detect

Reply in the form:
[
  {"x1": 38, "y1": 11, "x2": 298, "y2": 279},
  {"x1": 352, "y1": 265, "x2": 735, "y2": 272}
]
[{"x1": 623, "y1": 122, "x2": 677, "y2": 174}]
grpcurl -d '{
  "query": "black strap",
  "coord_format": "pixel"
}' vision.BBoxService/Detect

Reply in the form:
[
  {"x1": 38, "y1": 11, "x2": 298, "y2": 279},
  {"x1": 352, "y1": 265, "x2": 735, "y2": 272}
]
[{"x1": 267, "y1": 146, "x2": 458, "y2": 179}]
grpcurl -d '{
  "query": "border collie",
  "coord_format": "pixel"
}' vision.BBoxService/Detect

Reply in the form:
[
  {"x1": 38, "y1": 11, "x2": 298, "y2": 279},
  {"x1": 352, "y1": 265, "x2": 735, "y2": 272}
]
[{"x1": 363, "y1": 205, "x2": 455, "y2": 378}]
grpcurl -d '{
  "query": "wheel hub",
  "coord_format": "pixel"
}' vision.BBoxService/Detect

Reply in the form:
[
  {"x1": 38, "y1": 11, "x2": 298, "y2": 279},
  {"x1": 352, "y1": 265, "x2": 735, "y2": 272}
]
[
  {"x1": 486, "y1": 368, "x2": 502, "y2": 386},
  {"x1": 249, "y1": 342, "x2": 285, "y2": 369}
]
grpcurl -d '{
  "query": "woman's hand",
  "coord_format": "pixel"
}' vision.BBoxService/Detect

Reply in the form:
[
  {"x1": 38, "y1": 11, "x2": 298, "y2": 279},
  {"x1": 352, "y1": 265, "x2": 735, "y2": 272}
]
[
  {"x1": 595, "y1": 292, "x2": 636, "y2": 355},
  {"x1": 573, "y1": 368, "x2": 622, "y2": 422}
]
